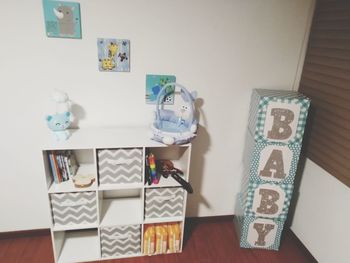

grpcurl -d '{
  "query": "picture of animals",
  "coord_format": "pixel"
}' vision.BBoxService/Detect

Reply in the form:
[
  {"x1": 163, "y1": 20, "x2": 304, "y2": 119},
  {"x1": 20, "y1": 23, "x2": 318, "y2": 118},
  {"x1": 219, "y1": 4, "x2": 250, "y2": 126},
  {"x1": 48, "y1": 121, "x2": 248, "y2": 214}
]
[
  {"x1": 42, "y1": 0, "x2": 82, "y2": 39},
  {"x1": 97, "y1": 39, "x2": 130, "y2": 72},
  {"x1": 146, "y1": 75, "x2": 176, "y2": 104}
]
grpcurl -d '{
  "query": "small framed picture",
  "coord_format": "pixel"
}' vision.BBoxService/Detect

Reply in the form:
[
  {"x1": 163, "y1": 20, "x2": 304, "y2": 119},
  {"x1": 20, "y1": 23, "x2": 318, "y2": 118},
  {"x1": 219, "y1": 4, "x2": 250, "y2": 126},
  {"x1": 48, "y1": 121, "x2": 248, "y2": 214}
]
[
  {"x1": 97, "y1": 38, "x2": 130, "y2": 72},
  {"x1": 43, "y1": 1, "x2": 82, "y2": 39},
  {"x1": 146, "y1": 75, "x2": 176, "y2": 104}
]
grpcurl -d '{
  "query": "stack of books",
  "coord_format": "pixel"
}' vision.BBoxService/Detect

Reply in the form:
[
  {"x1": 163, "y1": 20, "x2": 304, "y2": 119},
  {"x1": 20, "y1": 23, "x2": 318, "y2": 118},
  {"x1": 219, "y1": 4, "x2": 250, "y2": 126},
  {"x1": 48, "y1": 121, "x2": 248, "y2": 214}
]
[
  {"x1": 48, "y1": 150, "x2": 79, "y2": 183},
  {"x1": 234, "y1": 89, "x2": 310, "y2": 250}
]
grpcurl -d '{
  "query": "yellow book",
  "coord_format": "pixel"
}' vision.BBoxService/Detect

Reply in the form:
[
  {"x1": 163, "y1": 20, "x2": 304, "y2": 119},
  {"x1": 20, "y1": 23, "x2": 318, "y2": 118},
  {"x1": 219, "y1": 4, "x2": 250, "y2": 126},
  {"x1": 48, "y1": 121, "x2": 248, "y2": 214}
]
[{"x1": 143, "y1": 225, "x2": 155, "y2": 255}]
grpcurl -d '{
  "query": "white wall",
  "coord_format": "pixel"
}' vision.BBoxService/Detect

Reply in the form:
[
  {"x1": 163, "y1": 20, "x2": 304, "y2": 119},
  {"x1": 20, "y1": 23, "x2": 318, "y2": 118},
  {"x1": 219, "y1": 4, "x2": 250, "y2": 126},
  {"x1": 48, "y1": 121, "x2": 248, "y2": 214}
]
[
  {"x1": 291, "y1": 160, "x2": 350, "y2": 263},
  {"x1": 0, "y1": 0, "x2": 313, "y2": 231}
]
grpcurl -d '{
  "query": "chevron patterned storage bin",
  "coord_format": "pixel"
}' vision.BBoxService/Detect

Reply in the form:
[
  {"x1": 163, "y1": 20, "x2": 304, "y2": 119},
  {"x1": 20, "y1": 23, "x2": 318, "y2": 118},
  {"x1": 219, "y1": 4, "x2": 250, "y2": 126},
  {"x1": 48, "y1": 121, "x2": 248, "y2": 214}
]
[
  {"x1": 248, "y1": 89, "x2": 310, "y2": 144},
  {"x1": 98, "y1": 148, "x2": 143, "y2": 185},
  {"x1": 145, "y1": 187, "x2": 184, "y2": 219},
  {"x1": 50, "y1": 191, "x2": 98, "y2": 226},
  {"x1": 243, "y1": 130, "x2": 301, "y2": 185},
  {"x1": 100, "y1": 224, "x2": 141, "y2": 257}
]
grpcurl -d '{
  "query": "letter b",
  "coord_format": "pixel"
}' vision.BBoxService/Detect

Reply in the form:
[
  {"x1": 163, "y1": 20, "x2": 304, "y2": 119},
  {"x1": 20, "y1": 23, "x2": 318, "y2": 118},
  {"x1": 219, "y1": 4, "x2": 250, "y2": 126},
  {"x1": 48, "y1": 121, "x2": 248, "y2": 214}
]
[{"x1": 267, "y1": 108, "x2": 294, "y2": 140}]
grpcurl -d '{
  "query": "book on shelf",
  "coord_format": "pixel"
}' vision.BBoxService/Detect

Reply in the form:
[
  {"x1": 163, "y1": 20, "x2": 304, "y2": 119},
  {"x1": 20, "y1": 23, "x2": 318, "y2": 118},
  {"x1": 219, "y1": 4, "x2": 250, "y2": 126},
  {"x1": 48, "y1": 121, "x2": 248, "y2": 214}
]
[{"x1": 48, "y1": 150, "x2": 79, "y2": 184}]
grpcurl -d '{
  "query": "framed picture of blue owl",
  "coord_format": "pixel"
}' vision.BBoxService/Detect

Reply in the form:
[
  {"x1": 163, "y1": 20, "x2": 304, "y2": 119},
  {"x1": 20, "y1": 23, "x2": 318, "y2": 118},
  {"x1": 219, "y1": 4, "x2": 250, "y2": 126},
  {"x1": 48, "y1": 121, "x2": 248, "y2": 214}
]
[
  {"x1": 43, "y1": 0, "x2": 82, "y2": 39},
  {"x1": 146, "y1": 75, "x2": 176, "y2": 104}
]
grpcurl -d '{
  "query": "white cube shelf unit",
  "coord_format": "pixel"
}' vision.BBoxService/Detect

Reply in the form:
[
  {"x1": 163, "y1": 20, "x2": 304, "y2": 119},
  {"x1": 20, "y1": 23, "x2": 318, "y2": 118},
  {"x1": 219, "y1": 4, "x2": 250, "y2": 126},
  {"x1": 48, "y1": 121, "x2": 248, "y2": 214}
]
[{"x1": 41, "y1": 127, "x2": 191, "y2": 263}]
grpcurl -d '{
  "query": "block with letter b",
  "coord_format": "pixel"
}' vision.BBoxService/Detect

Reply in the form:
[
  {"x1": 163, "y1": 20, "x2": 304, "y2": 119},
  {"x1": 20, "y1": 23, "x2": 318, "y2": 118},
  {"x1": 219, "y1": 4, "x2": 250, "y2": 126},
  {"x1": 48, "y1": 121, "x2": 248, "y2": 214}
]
[
  {"x1": 248, "y1": 89, "x2": 310, "y2": 144},
  {"x1": 242, "y1": 182, "x2": 293, "y2": 221}
]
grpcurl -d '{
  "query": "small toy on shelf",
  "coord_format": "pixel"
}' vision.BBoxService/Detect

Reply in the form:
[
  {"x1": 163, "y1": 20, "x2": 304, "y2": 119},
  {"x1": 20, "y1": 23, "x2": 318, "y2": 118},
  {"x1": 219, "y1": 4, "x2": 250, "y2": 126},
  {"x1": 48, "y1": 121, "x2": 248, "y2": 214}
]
[
  {"x1": 46, "y1": 90, "x2": 72, "y2": 141},
  {"x1": 157, "y1": 160, "x2": 193, "y2": 193},
  {"x1": 72, "y1": 173, "x2": 95, "y2": 188},
  {"x1": 148, "y1": 153, "x2": 159, "y2": 184},
  {"x1": 46, "y1": 112, "x2": 72, "y2": 141}
]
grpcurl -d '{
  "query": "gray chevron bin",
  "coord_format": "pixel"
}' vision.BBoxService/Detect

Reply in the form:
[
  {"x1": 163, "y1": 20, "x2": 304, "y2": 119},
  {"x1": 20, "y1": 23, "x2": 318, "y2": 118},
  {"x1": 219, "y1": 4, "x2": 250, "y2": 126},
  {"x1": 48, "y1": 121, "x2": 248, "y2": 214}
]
[
  {"x1": 145, "y1": 187, "x2": 184, "y2": 219},
  {"x1": 100, "y1": 224, "x2": 141, "y2": 257},
  {"x1": 98, "y1": 148, "x2": 143, "y2": 185},
  {"x1": 50, "y1": 191, "x2": 98, "y2": 226}
]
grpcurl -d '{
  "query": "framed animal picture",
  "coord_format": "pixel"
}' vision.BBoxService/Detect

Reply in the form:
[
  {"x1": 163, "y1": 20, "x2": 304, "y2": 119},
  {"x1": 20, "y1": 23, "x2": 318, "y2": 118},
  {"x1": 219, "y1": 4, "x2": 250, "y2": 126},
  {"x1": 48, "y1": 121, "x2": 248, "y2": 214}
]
[
  {"x1": 146, "y1": 75, "x2": 176, "y2": 104},
  {"x1": 43, "y1": 0, "x2": 82, "y2": 39},
  {"x1": 97, "y1": 38, "x2": 130, "y2": 72}
]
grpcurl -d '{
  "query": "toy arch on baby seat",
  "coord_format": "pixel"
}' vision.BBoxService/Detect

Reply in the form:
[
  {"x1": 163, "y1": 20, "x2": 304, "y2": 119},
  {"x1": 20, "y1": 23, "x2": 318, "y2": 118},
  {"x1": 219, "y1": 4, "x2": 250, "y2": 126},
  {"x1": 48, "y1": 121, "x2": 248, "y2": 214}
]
[{"x1": 151, "y1": 82, "x2": 198, "y2": 145}]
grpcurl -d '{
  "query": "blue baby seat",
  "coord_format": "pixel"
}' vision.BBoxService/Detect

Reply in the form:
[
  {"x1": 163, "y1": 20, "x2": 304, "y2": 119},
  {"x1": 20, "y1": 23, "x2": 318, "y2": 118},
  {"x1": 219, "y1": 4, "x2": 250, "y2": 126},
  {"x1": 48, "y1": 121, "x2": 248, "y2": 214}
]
[{"x1": 150, "y1": 83, "x2": 198, "y2": 145}]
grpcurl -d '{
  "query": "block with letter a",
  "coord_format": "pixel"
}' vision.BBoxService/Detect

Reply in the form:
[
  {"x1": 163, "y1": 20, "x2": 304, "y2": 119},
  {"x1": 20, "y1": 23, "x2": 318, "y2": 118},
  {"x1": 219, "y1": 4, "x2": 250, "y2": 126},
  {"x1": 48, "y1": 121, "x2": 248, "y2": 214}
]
[{"x1": 243, "y1": 130, "x2": 301, "y2": 185}]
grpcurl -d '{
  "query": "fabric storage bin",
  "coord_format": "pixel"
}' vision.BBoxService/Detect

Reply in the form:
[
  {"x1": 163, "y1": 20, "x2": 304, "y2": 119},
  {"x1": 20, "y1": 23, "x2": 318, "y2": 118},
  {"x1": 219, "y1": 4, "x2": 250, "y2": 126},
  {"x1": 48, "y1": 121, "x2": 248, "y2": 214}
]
[
  {"x1": 145, "y1": 187, "x2": 184, "y2": 219},
  {"x1": 98, "y1": 148, "x2": 143, "y2": 185},
  {"x1": 100, "y1": 224, "x2": 141, "y2": 257},
  {"x1": 50, "y1": 191, "x2": 97, "y2": 226}
]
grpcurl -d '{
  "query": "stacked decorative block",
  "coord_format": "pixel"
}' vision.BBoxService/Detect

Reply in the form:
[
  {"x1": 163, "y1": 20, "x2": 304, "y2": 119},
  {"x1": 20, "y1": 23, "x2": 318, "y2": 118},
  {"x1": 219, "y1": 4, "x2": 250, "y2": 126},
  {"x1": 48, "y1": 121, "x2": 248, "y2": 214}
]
[{"x1": 234, "y1": 89, "x2": 310, "y2": 250}]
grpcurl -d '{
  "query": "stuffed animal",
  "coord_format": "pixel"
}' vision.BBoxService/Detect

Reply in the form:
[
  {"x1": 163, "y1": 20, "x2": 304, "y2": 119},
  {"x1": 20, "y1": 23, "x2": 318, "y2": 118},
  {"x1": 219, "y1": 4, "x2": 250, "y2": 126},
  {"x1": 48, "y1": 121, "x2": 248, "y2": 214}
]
[
  {"x1": 52, "y1": 90, "x2": 71, "y2": 113},
  {"x1": 46, "y1": 90, "x2": 72, "y2": 141},
  {"x1": 175, "y1": 90, "x2": 198, "y2": 133},
  {"x1": 46, "y1": 112, "x2": 72, "y2": 141}
]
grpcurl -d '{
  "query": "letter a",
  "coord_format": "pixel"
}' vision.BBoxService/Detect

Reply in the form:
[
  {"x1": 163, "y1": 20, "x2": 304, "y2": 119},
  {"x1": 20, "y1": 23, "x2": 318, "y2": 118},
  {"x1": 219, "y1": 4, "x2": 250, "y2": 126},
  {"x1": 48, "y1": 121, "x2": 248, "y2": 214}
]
[
  {"x1": 267, "y1": 108, "x2": 294, "y2": 140},
  {"x1": 253, "y1": 223, "x2": 275, "y2": 246},
  {"x1": 259, "y1": 149, "x2": 286, "y2": 179},
  {"x1": 256, "y1": 189, "x2": 280, "y2": 215}
]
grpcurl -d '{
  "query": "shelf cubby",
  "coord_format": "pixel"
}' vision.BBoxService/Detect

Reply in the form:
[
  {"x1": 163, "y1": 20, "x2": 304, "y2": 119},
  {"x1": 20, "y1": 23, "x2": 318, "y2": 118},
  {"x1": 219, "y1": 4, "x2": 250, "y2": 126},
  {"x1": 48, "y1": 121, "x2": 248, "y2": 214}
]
[
  {"x1": 99, "y1": 189, "x2": 143, "y2": 227},
  {"x1": 53, "y1": 228, "x2": 100, "y2": 263}
]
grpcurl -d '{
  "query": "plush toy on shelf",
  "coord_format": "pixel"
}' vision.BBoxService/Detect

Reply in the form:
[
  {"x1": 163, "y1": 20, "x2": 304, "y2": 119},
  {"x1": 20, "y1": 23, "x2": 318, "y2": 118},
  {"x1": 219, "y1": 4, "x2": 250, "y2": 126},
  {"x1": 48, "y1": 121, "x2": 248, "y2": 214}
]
[{"x1": 46, "y1": 90, "x2": 72, "y2": 141}]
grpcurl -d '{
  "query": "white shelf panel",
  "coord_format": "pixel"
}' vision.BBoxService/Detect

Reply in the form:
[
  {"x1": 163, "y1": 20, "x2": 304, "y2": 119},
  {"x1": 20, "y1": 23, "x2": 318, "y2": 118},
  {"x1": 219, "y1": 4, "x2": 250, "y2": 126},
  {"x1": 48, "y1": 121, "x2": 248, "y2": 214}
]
[
  {"x1": 42, "y1": 127, "x2": 169, "y2": 150},
  {"x1": 53, "y1": 223, "x2": 98, "y2": 232},
  {"x1": 145, "y1": 175, "x2": 186, "y2": 188},
  {"x1": 144, "y1": 216, "x2": 184, "y2": 224},
  {"x1": 57, "y1": 230, "x2": 100, "y2": 263},
  {"x1": 100, "y1": 198, "x2": 143, "y2": 227},
  {"x1": 99, "y1": 182, "x2": 143, "y2": 191},
  {"x1": 48, "y1": 164, "x2": 97, "y2": 193}
]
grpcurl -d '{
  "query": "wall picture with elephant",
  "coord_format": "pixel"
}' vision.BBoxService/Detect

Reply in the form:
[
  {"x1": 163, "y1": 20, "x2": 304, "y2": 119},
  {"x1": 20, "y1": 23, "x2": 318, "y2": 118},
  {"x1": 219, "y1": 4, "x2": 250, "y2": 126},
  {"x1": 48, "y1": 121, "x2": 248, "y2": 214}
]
[{"x1": 43, "y1": 0, "x2": 82, "y2": 39}]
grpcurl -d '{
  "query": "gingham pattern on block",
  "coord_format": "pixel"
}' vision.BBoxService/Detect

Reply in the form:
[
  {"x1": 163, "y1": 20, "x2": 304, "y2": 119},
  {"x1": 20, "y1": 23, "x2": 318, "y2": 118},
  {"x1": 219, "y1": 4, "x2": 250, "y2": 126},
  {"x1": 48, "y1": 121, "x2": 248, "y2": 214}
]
[
  {"x1": 247, "y1": 140, "x2": 302, "y2": 185},
  {"x1": 249, "y1": 89, "x2": 310, "y2": 145},
  {"x1": 239, "y1": 216, "x2": 285, "y2": 251},
  {"x1": 244, "y1": 182, "x2": 294, "y2": 221}
]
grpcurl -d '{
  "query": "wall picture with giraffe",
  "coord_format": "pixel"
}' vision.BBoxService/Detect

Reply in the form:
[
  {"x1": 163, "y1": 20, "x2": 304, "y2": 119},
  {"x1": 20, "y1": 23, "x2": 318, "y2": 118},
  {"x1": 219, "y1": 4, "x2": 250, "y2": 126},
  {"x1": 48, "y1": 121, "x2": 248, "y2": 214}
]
[{"x1": 97, "y1": 38, "x2": 130, "y2": 72}]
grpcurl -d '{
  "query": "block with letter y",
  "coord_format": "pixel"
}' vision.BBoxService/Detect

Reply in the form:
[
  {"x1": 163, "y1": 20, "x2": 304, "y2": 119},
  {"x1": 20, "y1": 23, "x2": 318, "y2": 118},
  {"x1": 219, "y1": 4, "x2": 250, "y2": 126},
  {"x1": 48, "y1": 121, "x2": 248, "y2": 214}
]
[{"x1": 234, "y1": 193, "x2": 284, "y2": 250}]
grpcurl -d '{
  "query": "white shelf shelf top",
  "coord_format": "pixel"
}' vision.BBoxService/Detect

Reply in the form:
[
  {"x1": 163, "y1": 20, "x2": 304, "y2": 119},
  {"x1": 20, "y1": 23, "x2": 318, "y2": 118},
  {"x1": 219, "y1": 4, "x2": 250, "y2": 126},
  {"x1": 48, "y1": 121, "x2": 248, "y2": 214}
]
[
  {"x1": 144, "y1": 216, "x2": 184, "y2": 224},
  {"x1": 53, "y1": 223, "x2": 98, "y2": 232},
  {"x1": 57, "y1": 230, "x2": 100, "y2": 263},
  {"x1": 42, "y1": 127, "x2": 177, "y2": 150},
  {"x1": 98, "y1": 182, "x2": 143, "y2": 191},
  {"x1": 100, "y1": 198, "x2": 143, "y2": 227},
  {"x1": 145, "y1": 175, "x2": 186, "y2": 188},
  {"x1": 48, "y1": 164, "x2": 97, "y2": 193}
]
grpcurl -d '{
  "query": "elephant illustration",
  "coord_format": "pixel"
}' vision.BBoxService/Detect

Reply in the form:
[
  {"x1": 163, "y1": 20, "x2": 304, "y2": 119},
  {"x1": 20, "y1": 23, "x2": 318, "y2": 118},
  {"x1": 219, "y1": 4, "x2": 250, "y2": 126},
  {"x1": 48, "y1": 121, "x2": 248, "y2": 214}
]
[{"x1": 53, "y1": 5, "x2": 75, "y2": 36}]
